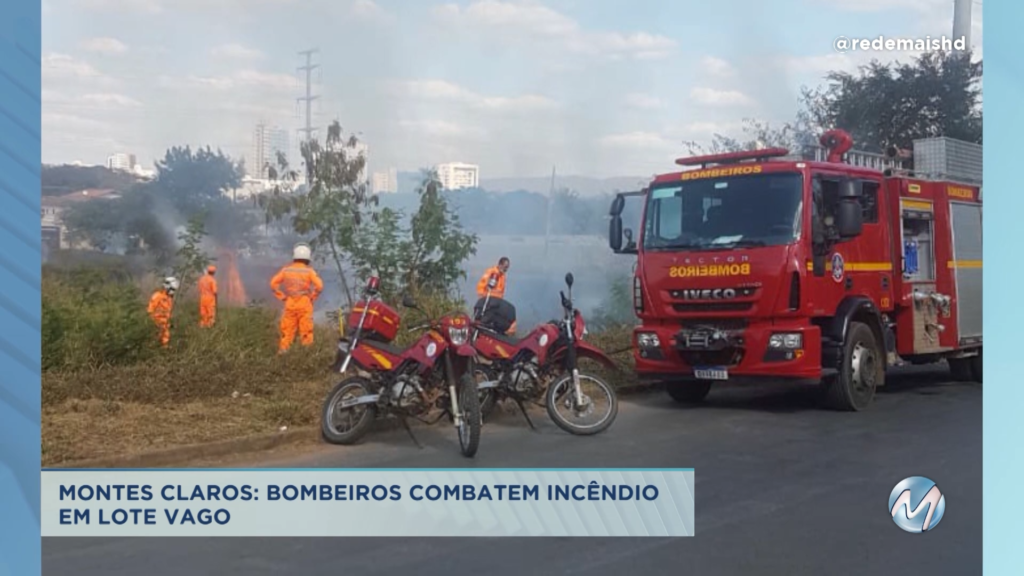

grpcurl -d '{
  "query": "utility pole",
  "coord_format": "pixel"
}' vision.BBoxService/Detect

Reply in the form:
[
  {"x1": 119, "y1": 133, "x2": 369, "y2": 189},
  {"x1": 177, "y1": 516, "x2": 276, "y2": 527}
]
[
  {"x1": 952, "y1": 0, "x2": 972, "y2": 52},
  {"x1": 297, "y1": 48, "x2": 320, "y2": 144},
  {"x1": 544, "y1": 165, "x2": 555, "y2": 264}
]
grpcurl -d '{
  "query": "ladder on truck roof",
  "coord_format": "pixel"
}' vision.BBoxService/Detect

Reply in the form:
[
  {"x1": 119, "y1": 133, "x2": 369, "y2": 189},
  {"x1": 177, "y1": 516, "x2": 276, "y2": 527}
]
[{"x1": 792, "y1": 136, "x2": 982, "y2": 188}]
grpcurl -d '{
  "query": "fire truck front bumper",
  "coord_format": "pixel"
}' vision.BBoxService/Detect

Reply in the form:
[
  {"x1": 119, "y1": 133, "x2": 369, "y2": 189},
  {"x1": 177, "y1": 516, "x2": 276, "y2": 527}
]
[{"x1": 631, "y1": 320, "x2": 823, "y2": 382}]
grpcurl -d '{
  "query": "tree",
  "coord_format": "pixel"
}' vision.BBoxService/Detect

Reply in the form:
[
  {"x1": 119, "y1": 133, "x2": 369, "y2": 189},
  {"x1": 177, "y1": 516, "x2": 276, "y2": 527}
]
[
  {"x1": 257, "y1": 121, "x2": 374, "y2": 308},
  {"x1": 682, "y1": 51, "x2": 982, "y2": 157},
  {"x1": 403, "y1": 170, "x2": 478, "y2": 298},
  {"x1": 61, "y1": 187, "x2": 174, "y2": 262},
  {"x1": 348, "y1": 171, "x2": 479, "y2": 302},
  {"x1": 799, "y1": 51, "x2": 982, "y2": 152},
  {"x1": 153, "y1": 145, "x2": 243, "y2": 213},
  {"x1": 172, "y1": 213, "x2": 213, "y2": 295},
  {"x1": 683, "y1": 117, "x2": 815, "y2": 156}
]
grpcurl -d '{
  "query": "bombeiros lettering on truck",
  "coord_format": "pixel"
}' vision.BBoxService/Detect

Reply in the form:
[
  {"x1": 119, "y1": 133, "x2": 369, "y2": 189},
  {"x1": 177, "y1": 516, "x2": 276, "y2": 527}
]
[{"x1": 608, "y1": 129, "x2": 983, "y2": 411}]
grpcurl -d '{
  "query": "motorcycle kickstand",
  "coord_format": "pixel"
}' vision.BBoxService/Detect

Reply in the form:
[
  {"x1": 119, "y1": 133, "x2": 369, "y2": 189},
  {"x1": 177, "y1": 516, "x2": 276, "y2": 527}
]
[
  {"x1": 514, "y1": 397, "x2": 538, "y2": 431},
  {"x1": 398, "y1": 415, "x2": 423, "y2": 449}
]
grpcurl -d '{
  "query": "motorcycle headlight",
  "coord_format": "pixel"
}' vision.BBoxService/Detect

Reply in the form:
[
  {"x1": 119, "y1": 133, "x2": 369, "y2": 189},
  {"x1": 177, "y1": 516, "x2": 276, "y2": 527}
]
[{"x1": 448, "y1": 326, "x2": 469, "y2": 346}]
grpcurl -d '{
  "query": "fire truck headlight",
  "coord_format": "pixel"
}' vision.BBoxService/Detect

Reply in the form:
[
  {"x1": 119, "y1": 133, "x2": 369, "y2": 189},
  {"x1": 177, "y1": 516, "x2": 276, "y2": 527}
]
[
  {"x1": 637, "y1": 333, "x2": 661, "y2": 349},
  {"x1": 769, "y1": 333, "x2": 803, "y2": 349}
]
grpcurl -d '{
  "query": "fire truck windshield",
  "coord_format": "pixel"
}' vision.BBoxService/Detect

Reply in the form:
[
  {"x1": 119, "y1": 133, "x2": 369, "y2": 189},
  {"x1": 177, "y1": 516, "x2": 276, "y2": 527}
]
[{"x1": 641, "y1": 171, "x2": 803, "y2": 251}]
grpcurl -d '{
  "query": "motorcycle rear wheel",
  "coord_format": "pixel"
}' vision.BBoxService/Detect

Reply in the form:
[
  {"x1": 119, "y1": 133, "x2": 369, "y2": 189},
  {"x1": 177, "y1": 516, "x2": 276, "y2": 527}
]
[
  {"x1": 321, "y1": 377, "x2": 377, "y2": 445},
  {"x1": 545, "y1": 371, "x2": 618, "y2": 436}
]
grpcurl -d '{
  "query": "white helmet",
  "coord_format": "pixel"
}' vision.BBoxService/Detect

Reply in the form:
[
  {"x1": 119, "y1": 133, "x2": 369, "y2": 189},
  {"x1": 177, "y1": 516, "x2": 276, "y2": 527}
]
[
  {"x1": 163, "y1": 276, "x2": 180, "y2": 292},
  {"x1": 293, "y1": 243, "x2": 312, "y2": 261}
]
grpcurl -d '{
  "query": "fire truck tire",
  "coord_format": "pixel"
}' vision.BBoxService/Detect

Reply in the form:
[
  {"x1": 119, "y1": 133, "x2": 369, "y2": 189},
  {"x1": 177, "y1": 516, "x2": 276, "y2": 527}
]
[
  {"x1": 822, "y1": 321, "x2": 882, "y2": 411},
  {"x1": 969, "y1": 351, "x2": 983, "y2": 383},
  {"x1": 665, "y1": 380, "x2": 712, "y2": 404},
  {"x1": 947, "y1": 357, "x2": 972, "y2": 382}
]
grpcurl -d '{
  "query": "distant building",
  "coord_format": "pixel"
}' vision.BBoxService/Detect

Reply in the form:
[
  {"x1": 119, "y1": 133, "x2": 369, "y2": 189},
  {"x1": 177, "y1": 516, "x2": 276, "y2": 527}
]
[
  {"x1": 225, "y1": 176, "x2": 301, "y2": 202},
  {"x1": 106, "y1": 153, "x2": 136, "y2": 172},
  {"x1": 436, "y1": 162, "x2": 479, "y2": 190},
  {"x1": 131, "y1": 164, "x2": 156, "y2": 180},
  {"x1": 41, "y1": 188, "x2": 122, "y2": 251},
  {"x1": 371, "y1": 168, "x2": 398, "y2": 194},
  {"x1": 250, "y1": 123, "x2": 290, "y2": 178}
]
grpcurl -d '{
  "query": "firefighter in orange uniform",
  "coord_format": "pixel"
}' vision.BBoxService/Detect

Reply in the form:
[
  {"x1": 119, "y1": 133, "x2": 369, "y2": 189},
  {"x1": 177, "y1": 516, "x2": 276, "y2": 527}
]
[
  {"x1": 148, "y1": 277, "x2": 178, "y2": 348},
  {"x1": 270, "y1": 243, "x2": 324, "y2": 353},
  {"x1": 476, "y1": 257, "x2": 516, "y2": 334},
  {"x1": 198, "y1": 265, "x2": 218, "y2": 328}
]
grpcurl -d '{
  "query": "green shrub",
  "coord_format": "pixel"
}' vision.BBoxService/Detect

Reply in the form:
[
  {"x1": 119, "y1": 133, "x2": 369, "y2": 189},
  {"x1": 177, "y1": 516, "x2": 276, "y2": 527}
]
[{"x1": 42, "y1": 265, "x2": 157, "y2": 371}]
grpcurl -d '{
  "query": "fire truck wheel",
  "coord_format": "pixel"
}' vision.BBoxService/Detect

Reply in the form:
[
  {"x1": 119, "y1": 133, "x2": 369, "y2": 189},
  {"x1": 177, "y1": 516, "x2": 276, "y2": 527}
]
[
  {"x1": 968, "y1": 350, "x2": 982, "y2": 383},
  {"x1": 665, "y1": 380, "x2": 712, "y2": 404},
  {"x1": 822, "y1": 321, "x2": 882, "y2": 411},
  {"x1": 947, "y1": 357, "x2": 973, "y2": 382}
]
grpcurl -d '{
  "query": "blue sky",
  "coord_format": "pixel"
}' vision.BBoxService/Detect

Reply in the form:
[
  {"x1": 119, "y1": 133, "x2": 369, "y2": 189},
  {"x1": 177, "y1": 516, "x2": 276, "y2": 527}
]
[{"x1": 42, "y1": 0, "x2": 983, "y2": 178}]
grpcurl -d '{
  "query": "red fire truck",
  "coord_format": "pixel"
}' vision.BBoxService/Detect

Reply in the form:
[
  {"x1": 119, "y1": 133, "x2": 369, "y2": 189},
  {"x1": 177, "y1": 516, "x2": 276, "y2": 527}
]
[{"x1": 608, "y1": 129, "x2": 982, "y2": 411}]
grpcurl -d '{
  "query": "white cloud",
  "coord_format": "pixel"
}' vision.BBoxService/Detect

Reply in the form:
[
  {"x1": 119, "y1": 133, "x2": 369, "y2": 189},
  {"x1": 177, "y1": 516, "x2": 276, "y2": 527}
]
[
  {"x1": 432, "y1": 1, "x2": 676, "y2": 60},
  {"x1": 72, "y1": 0, "x2": 162, "y2": 14},
  {"x1": 702, "y1": 56, "x2": 735, "y2": 78},
  {"x1": 690, "y1": 87, "x2": 755, "y2": 107},
  {"x1": 42, "y1": 112, "x2": 110, "y2": 132},
  {"x1": 624, "y1": 93, "x2": 665, "y2": 109},
  {"x1": 164, "y1": 70, "x2": 296, "y2": 92},
  {"x1": 81, "y1": 93, "x2": 143, "y2": 107},
  {"x1": 808, "y1": 0, "x2": 938, "y2": 12},
  {"x1": 682, "y1": 121, "x2": 743, "y2": 137},
  {"x1": 42, "y1": 53, "x2": 114, "y2": 84},
  {"x1": 399, "y1": 79, "x2": 558, "y2": 112},
  {"x1": 80, "y1": 37, "x2": 128, "y2": 55},
  {"x1": 351, "y1": 0, "x2": 389, "y2": 20},
  {"x1": 210, "y1": 43, "x2": 263, "y2": 59},
  {"x1": 398, "y1": 119, "x2": 485, "y2": 138},
  {"x1": 599, "y1": 131, "x2": 673, "y2": 149}
]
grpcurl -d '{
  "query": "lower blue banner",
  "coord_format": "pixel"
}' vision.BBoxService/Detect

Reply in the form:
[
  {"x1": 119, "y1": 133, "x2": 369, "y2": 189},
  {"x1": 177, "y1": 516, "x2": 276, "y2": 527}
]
[{"x1": 42, "y1": 468, "x2": 695, "y2": 537}]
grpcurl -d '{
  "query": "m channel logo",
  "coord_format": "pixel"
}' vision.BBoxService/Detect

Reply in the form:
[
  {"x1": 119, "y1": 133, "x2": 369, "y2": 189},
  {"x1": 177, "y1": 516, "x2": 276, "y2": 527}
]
[{"x1": 889, "y1": 476, "x2": 946, "y2": 533}]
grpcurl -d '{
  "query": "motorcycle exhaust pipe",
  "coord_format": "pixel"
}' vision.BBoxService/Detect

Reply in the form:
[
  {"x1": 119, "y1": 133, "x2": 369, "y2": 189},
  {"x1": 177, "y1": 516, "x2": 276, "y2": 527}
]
[{"x1": 339, "y1": 394, "x2": 380, "y2": 408}]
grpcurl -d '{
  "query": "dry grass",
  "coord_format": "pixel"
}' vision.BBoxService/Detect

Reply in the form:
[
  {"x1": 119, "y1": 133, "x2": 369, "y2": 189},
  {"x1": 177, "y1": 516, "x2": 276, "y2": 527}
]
[
  {"x1": 42, "y1": 379, "x2": 330, "y2": 466},
  {"x1": 41, "y1": 269, "x2": 636, "y2": 466}
]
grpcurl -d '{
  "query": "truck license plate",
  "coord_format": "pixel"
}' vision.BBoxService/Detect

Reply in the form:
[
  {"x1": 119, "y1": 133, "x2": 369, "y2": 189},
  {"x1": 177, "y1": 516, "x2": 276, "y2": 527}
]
[{"x1": 693, "y1": 366, "x2": 728, "y2": 380}]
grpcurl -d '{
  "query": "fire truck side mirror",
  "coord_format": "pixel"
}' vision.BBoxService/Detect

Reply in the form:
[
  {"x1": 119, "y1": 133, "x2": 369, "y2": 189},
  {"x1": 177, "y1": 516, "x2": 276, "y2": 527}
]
[
  {"x1": 836, "y1": 180, "x2": 864, "y2": 239},
  {"x1": 609, "y1": 215, "x2": 623, "y2": 251}
]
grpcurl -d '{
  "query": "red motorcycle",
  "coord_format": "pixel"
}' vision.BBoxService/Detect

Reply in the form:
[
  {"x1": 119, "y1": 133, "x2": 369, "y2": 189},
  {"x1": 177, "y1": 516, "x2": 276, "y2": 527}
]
[
  {"x1": 321, "y1": 277, "x2": 482, "y2": 458},
  {"x1": 472, "y1": 272, "x2": 619, "y2": 436}
]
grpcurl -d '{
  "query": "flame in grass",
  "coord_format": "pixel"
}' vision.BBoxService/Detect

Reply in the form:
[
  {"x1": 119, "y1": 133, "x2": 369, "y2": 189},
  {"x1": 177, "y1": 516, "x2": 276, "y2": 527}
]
[{"x1": 218, "y1": 250, "x2": 248, "y2": 306}]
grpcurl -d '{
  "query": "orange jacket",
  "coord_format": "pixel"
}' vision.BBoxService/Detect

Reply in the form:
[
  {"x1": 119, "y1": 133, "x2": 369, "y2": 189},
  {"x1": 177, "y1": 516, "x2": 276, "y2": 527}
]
[
  {"x1": 148, "y1": 291, "x2": 174, "y2": 322},
  {"x1": 270, "y1": 261, "x2": 324, "y2": 303},
  {"x1": 476, "y1": 266, "x2": 506, "y2": 299},
  {"x1": 198, "y1": 275, "x2": 217, "y2": 300}
]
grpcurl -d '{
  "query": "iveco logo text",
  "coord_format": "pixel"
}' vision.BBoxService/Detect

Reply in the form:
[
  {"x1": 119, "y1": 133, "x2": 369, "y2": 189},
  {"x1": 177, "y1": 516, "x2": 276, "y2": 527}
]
[
  {"x1": 679, "y1": 255, "x2": 750, "y2": 265},
  {"x1": 680, "y1": 289, "x2": 737, "y2": 300}
]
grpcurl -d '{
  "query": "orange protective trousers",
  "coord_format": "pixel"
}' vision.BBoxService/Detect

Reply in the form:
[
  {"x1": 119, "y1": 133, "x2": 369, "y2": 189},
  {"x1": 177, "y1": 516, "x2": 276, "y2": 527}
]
[
  {"x1": 270, "y1": 262, "x2": 324, "y2": 353},
  {"x1": 198, "y1": 275, "x2": 217, "y2": 327},
  {"x1": 147, "y1": 291, "x2": 174, "y2": 347}
]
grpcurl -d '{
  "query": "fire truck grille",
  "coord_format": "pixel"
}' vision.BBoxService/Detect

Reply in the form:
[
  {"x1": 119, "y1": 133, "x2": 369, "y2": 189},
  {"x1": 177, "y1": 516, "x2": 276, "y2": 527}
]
[
  {"x1": 678, "y1": 349, "x2": 744, "y2": 368},
  {"x1": 679, "y1": 318, "x2": 749, "y2": 331},
  {"x1": 672, "y1": 302, "x2": 753, "y2": 313}
]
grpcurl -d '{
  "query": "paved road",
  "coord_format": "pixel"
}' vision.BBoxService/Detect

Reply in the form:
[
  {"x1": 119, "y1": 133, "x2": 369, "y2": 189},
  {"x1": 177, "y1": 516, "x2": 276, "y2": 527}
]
[{"x1": 44, "y1": 366, "x2": 981, "y2": 575}]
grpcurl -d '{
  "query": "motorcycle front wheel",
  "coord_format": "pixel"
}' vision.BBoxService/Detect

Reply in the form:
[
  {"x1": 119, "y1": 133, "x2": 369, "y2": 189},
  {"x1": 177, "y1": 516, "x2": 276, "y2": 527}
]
[
  {"x1": 321, "y1": 377, "x2": 377, "y2": 445},
  {"x1": 457, "y1": 373, "x2": 482, "y2": 458},
  {"x1": 545, "y1": 371, "x2": 618, "y2": 436}
]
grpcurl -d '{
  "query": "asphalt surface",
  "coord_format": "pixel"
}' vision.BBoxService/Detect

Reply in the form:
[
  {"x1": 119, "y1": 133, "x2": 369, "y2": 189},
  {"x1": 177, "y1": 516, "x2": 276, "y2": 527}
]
[{"x1": 43, "y1": 365, "x2": 982, "y2": 575}]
